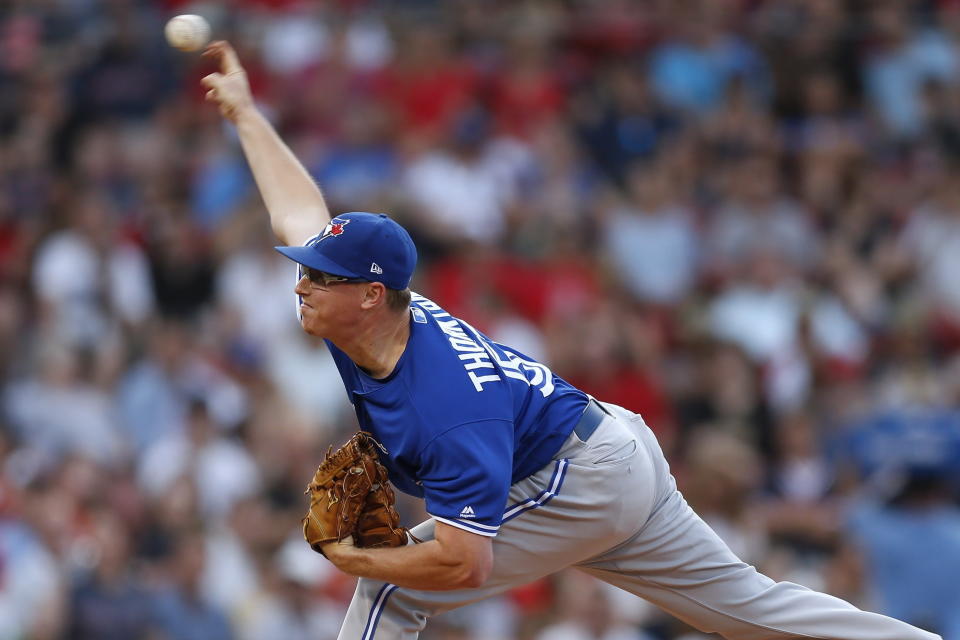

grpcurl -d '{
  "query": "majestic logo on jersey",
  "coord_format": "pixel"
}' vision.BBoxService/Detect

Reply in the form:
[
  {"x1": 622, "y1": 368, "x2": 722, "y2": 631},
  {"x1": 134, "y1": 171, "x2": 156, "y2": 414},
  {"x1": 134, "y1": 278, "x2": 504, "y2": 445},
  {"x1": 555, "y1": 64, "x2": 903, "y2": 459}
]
[
  {"x1": 319, "y1": 218, "x2": 350, "y2": 241},
  {"x1": 460, "y1": 505, "x2": 476, "y2": 518}
]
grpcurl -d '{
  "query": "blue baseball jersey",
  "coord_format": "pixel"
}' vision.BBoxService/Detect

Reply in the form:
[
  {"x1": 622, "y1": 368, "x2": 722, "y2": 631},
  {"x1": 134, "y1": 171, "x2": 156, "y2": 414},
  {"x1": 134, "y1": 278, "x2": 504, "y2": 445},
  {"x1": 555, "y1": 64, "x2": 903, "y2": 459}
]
[{"x1": 325, "y1": 293, "x2": 588, "y2": 537}]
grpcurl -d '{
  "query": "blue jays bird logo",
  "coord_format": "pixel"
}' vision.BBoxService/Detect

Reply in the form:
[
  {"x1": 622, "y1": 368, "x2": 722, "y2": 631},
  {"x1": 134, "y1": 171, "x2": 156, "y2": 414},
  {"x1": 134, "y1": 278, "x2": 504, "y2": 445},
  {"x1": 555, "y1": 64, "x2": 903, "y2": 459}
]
[{"x1": 319, "y1": 218, "x2": 350, "y2": 240}]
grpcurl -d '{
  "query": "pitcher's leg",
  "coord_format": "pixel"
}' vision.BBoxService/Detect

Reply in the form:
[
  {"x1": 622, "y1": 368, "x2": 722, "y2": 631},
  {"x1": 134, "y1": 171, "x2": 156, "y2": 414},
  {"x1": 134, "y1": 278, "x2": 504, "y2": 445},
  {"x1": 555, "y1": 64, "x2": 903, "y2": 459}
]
[
  {"x1": 336, "y1": 512, "x2": 587, "y2": 640},
  {"x1": 336, "y1": 519, "x2": 440, "y2": 640},
  {"x1": 579, "y1": 488, "x2": 940, "y2": 640},
  {"x1": 336, "y1": 425, "x2": 658, "y2": 640},
  {"x1": 338, "y1": 579, "x2": 419, "y2": 640}
]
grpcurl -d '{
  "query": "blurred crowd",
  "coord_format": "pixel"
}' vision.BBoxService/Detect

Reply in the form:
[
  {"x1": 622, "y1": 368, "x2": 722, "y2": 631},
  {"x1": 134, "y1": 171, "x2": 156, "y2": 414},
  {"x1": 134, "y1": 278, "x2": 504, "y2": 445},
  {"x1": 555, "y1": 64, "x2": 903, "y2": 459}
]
[{"x1": 1, "y1": 0, "x2": 960, "y2": 638}]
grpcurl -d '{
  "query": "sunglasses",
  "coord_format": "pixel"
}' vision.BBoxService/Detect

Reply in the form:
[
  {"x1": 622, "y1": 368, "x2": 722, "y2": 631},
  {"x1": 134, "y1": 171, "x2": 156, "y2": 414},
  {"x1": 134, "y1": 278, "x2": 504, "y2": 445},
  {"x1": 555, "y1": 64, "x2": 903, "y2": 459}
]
[{"x1": 299, "y1": 266, "x2": 366, "y2": 289}]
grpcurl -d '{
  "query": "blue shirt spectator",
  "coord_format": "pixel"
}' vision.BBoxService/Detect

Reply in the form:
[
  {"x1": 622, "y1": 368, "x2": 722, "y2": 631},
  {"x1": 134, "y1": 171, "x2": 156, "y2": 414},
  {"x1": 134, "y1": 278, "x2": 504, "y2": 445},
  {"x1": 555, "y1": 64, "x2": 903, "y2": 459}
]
[
  {"x1": 649, "y1": 28, "x2": 770, "y2": 115},
  {"x1": 848, "y1": 477, "x2": 960, "y2": 638},
  {"x1": 151, "y1": 587, "x2": 234, "y2": 640},
  {"x1": 151, "y1": 531, "x2": 234, "y2": 640}
]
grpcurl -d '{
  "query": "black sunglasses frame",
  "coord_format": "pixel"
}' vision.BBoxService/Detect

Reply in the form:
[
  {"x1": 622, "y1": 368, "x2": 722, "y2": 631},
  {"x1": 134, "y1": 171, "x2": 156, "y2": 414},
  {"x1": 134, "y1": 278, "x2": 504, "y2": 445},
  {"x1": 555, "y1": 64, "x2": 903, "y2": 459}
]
[{"x1": 299, "y1": 266, "x2": 367, "y2": 289}]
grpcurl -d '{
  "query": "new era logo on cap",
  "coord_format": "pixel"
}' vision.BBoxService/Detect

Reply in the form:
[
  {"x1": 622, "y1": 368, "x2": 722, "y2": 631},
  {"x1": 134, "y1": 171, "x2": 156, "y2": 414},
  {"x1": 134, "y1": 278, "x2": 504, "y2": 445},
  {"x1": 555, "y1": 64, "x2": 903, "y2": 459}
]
[{"x1": 275, "y1": 212, "x2": 417, "y2": 290}]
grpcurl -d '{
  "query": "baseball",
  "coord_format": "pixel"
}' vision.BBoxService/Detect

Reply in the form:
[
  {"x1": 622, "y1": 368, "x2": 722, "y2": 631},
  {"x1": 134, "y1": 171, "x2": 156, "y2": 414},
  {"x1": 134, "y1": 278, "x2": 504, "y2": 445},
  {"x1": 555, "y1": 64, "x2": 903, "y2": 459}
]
[{"x1": 164, "y1": 14, "x2": 210, "y2": 52}]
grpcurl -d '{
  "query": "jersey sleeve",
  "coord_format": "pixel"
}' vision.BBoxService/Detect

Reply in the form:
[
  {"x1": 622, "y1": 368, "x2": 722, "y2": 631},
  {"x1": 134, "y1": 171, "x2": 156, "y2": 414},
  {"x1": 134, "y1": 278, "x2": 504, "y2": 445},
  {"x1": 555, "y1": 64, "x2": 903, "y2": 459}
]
[{"x1": 417, "y1": 420, "x2": 513, "y2": 537}]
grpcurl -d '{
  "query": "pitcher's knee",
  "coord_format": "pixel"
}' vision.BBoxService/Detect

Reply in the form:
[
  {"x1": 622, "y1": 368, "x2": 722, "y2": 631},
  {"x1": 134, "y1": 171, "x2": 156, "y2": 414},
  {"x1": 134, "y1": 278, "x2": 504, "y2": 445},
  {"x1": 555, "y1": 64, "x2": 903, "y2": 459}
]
[
  {"x1": 351, "y1": 579, "x2": 431, "y2": 636},
  {"x1": 354, "y1": 577, "x2": 406, "y2": 618},
  {"x1": 355, "y1": 579, "x2": 419, "y2": 620},
  {"x1": 356, "y1": 577, "x2": 386, "y2": 601}
]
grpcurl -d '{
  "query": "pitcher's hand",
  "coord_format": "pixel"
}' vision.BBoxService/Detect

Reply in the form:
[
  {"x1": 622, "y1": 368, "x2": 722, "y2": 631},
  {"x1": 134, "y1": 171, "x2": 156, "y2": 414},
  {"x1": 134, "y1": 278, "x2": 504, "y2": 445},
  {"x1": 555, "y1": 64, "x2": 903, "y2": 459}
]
[{"x1": 201, "y1": 40, "x2": 254, "y2": 123}]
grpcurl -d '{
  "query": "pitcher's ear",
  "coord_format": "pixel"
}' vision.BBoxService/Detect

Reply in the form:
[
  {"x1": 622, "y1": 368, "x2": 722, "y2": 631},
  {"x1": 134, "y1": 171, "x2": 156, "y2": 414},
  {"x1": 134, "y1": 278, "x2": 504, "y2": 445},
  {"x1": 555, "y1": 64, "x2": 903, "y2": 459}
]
[{"x1": 360, "y1": 282, "x2": 386, "y2": 310}]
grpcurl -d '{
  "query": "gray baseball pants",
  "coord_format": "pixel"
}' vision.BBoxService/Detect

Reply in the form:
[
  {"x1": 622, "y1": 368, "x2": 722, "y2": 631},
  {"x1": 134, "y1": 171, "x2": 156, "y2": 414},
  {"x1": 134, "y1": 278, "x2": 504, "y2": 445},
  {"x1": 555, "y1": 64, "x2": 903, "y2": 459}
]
[{"x1": 337, "y1": 403, "x2": 941, "y2": 640}]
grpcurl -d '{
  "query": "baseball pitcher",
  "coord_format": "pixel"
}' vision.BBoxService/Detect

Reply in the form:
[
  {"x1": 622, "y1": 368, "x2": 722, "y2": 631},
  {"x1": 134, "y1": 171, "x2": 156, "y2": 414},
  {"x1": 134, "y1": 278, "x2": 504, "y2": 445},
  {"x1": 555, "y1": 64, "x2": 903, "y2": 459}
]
[{"x1": 200, "y1": 41, "x2": 941, "y2": 640}]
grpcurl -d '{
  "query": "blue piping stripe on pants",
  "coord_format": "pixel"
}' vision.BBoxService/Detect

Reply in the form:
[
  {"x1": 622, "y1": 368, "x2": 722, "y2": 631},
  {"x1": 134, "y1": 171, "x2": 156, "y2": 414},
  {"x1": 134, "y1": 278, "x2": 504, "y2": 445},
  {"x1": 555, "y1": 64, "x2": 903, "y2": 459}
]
[
  {"x1": 359, "y1": 458, "x2": 568, "y2": 638},
  {"x1": 502, "y1": 458, "x2": 568, "y2": 523},
  {"x1": 362, "y1": 583, "x2": 398, "y2": 640}
]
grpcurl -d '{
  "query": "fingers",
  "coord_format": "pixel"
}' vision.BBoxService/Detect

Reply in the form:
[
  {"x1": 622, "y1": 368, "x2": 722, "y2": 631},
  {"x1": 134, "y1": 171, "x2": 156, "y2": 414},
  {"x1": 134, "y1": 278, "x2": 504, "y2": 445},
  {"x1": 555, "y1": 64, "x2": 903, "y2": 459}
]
[
  {"x1": 220, "y1": 42, "x2": 243, "y2": 75},
  {"x1": 200, "y1": 72, "x2": 221, "y2": 89},
  {"x1": 201, "y1": 40, "x2": 224, "y2": 64},
  {"x1": 202, "y1": 40, "x2": 242, "y2": 75},
  {"x1": 200, "y1": 41, "x2": 248, "y2": 121}
]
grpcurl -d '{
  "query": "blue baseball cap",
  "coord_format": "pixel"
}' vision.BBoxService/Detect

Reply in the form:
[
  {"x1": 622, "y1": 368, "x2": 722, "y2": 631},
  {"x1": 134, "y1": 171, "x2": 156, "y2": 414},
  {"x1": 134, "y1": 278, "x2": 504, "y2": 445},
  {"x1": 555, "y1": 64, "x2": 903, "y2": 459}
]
[{"x1": 275, "y1": 212, "x2": 417, "y2": 290}]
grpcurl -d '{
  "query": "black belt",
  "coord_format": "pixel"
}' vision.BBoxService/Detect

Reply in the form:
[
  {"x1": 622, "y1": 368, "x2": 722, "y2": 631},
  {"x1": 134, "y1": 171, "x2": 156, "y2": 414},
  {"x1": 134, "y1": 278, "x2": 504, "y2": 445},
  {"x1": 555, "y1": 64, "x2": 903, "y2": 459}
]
[{"x1": 573, "y1": 399, "x2": 607, "y2": 442}]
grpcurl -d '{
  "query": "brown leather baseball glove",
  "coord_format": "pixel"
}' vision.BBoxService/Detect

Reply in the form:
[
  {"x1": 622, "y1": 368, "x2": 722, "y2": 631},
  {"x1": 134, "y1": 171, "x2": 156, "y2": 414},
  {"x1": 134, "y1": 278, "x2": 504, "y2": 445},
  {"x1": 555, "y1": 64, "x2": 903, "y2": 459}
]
[{"x1": 302, "y1": 431, "x2": 409, "y2": 555}]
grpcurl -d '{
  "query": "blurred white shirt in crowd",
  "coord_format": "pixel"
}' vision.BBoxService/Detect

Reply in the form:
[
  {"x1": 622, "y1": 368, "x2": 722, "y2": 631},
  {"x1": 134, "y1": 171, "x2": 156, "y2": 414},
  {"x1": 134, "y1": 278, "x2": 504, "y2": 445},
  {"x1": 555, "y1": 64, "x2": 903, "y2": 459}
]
[
  {"x1": 900, "y1": 204, "x2": 960, "y2": 317},
  {"x1": 202, "y1": 526, "x2": 260, "y2": 615},
  {"x1": 604, "y1": 204, "x2": 699, "y2": 304},
  {"x1": 261, "y1": 10, "x2": 392, "y2": 74},
  {"x1": 5, "y1": 340, "x2": 123, "y2": 466},
  {"x1": 0, "y1": 522, "x2": 62, "y2": 640},
  {"x1": 139, "y1": 435, "x2": 262, "y2": 520},
  {"x1": 402, "y1": 139, "x2": 530, "y2": 244},
  {"x1": 267, "y1": 334, "x2": 352, "y2": 424},
  {"x1": 709, "y1": 284, "x2": 800, "y2": 362},
  {"x1": 5, "y1": 378, "x2": 123, "y2": 466},
  {"x1": 33, "y1": 230, "x2": 154, "y2": 343},
  {"x1": 708, "y1": 199, "x2": 817, "y2": 273},
  {"x1": 217, "y1": 248, "x2": 302, "y2": 346},
  {"x1": 489, "y1": 312, "x2": 548, "y2": 364}
]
